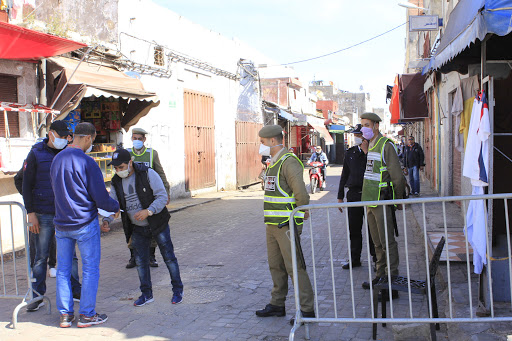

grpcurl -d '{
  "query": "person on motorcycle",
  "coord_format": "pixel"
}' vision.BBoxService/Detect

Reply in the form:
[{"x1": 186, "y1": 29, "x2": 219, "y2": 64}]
[{"x1": 307, "y1": 146, "x2": 329, "y2": 188}]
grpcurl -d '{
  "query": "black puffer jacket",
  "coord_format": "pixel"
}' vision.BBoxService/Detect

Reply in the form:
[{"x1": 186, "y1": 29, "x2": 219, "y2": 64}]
[{"x1": 404, "y1": 142, "x2": 425, "y2": 168}]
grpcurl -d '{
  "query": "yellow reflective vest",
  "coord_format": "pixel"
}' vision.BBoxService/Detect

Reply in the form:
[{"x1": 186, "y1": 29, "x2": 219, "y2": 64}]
[{"x1": 263, "y1": 153, "x2": 305, "y2": 225}]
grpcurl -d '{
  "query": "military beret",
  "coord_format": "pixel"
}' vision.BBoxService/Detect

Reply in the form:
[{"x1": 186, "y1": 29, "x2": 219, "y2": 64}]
[
  {"x1": 132, "y1": 127, "x2": 148, "y2": 135},
  {"x1": 259, "y1": 125, "x2": 283, "y2": 138},
  {"x1": 360, "y1": 112, "x2": 382, "y2": 122}
]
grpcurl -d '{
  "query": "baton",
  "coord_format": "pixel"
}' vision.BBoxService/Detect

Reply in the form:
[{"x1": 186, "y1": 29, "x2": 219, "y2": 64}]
[{"x1": 279, "y1": 221, "x2": 307, "y2": 270}]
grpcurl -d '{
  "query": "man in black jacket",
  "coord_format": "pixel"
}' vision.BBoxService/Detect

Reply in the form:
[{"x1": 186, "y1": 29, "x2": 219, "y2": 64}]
[
  {"x1": 337, "y1": 125, "x2": 376, "y2": 269},
  {"x1": 403, "y1": 136, "x2": 425, "y2": 196},
  {"x1": 101, "y1": 149, "x2": 184, "y2": 307}
]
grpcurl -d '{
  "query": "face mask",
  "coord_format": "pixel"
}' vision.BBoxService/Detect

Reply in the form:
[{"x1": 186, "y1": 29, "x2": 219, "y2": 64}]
[
  {"x1": 259, "y1": 143, "x2": 271, "y2": 156},
  {"x1": 354, "y1": 137, "x2": 363, "y2": 145},
  {"x1": 116, "y1": 164, "x2": 131, "y2": 178},
  {"x1": 133, "y1": 140, "x2": 144, "y2": 150},
  {"x1": 51, "y1": 132, "x2": 68, "y2": 150},
  {"x1": 361, "y1": 127, "x2": 374, "y2": 140},
  {"x1": 259, "y1": 143, "x2": 283, "y2": 156}
]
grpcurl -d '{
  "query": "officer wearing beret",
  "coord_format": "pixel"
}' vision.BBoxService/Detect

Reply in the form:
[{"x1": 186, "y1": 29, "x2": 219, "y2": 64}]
[
  {"x1": 359, "y1": 113, "x2": 405, "y2": 301},
  {"x1": 124, "y1": 127, "x2": 171, "y2": 269},
  {"x1": 255, "y1": 125, "x2": 315, "y2": 323}
]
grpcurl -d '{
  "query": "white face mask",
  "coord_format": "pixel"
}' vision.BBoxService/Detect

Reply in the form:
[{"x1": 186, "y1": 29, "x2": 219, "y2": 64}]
[
  {"x1": 259, "y1": 143, "x2": 283, "y2": 156},
  {"x1": 85, "y1": 141, "x2": 93, "y2": 154},
  {"x1": 116, "y1": 164, "x2": 131, "y2": 178},
  {"x1": 354, "y1": 137, "x2": 363, "y2": 145},
  {"x1": 259, "y1": 144, "x2": 271, "y2": 156},
  {"x1": 51, "y1": 132, "x2": 67, "y2": 150}
]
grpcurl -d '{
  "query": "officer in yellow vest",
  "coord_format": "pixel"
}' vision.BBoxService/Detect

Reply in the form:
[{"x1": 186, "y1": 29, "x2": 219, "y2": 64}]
[
  {"x1": 359, "y1": 113, "x2": 405, "y2": 301},
  {"x1": 255, "y1": 125, "x2": 315, "y2": 323},
  {"x1": 124, "y1": 127, "x2": 171, "y2": 269}
]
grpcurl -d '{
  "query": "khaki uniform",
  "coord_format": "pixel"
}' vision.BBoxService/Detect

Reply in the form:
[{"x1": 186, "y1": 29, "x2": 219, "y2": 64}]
[
  {"x1": 365, "y1": 133, "x2": 405, "y2": 277},
  {"x1": 265, "y1": 148, "x2": 314, "y2": 312}
]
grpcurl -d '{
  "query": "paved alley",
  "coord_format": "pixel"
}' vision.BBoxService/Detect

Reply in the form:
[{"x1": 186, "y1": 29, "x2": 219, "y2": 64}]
[{"x1": 0, "y1": 166, "x2": 447, "y2": 341}]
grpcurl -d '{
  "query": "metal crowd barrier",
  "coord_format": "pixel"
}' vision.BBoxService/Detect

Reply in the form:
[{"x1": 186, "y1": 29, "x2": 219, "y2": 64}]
[
  {"x1": 0, "y1": 201, "x2": 50, "y2": 328},
  {"x1": 288, "y1": 193, "x2": 512, "y2": 341}
]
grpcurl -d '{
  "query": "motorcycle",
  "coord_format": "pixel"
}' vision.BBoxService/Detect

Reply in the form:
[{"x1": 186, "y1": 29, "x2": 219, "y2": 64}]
[{"x1": 308, "y1": 161, "x2": 324, "y2": 194}]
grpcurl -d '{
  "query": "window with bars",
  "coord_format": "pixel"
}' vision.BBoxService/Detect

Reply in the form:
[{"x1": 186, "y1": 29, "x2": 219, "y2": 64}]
[
  {"x1": 154, "y1": 46, "x2": 165, "y2": 66},
  {"x1": 0, "y1": 75, "x2": 20, "y2": 138}
]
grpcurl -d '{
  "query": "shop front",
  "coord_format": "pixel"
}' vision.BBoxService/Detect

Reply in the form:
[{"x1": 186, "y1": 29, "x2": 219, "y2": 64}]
[{"x1": 47, "y1": 57, "x2": 160, "y2": 182}]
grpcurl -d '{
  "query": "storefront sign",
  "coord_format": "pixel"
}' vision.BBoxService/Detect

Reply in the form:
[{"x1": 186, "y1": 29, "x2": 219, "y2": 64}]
[{"x1": 409, "y1": 15, "x2": 439, "y2": 31}]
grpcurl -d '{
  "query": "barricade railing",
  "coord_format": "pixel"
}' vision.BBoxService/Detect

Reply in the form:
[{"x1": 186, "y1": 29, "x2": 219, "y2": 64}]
[
  {"x1": 0, "y1": 201, "x2": 50, "y2": 328},
  {"x1": 288, "y1": 193, "x2": 512, "y2": 341}
]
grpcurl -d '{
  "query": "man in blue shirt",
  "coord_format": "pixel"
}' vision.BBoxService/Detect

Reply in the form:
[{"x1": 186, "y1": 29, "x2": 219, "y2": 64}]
[
  {"x1": 307, "y1": 145, "x2": 329, "y2": 188},
  {"x1": 22, "y1": 120, "x2": 81, "y2": 312},
  {"x1": 50, "y1": 122, "x2": 120, "y2": 328}
]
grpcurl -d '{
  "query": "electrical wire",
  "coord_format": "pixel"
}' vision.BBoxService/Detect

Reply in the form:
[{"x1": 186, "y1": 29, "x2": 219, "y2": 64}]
[{"x1": 281, "y1": 22, "x2": 407, "y2": 66}]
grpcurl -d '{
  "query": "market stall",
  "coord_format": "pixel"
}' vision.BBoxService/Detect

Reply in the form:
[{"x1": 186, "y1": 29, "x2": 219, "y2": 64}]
[{"x1": 46, "y1": 56, "x2": 160, "y2": 182}]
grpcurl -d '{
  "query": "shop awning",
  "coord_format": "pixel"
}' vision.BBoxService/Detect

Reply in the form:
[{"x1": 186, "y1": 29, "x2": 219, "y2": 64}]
[
  {"x1": 47, "y1": 57, "x2": 159, "y2": 130},
  {"x1": 306, "y1": 115, "x2": 334, "y2": 145},
  {"x1": 423, "y1": 0, "x2": 512, "y2": 73},
  {"x1": 400, "y1": 73, "x2": 428, "y2": 121},
  {"x1": 0, "y1": 102, "x2": 59, "y2": 114},
  {"x1": 0, "y1": 21, "x2": 86, "y2": 60},
  {"x1": 278, "y1": 109, "x2": 298, "y2": 122},
  {"x1": 328, "y1": 124, "x2": 345, "y2": 133}
]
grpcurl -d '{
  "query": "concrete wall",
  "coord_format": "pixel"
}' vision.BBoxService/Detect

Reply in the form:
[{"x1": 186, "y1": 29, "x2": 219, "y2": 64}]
[
  {"x1": 0, "y1": 60, "x2": 38, "y2": 173},
  {"x1": 35, "y1": 0, "x2": 119, "y2": 44},
  {"x1": 117, "y1": 0, "x2": 274, "y2": 197}
]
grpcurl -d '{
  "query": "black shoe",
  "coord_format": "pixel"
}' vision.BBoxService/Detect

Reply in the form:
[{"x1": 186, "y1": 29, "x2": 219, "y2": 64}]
[
  {"x1": 362, "y1": 277, "x2": 382, "y2": 290},
  {"x1": 26, "y1": 299, "x2": 44, "y2": 312},
  {"x1": 126, "y1": 249, "x2": 136, "y2": 269},
  {"x1": 289, "y1": 310, "x2": 315, "y2": 325},
  {"x1": 378, "y1": 289, "x2": 399, "y2": 302},
  {"x1": 149, "y1": 247, "x2": 158, "y2": 267},
  {"x1": 73, "y1": 292, "x2": 81, "y2": 302},
  {"x1": 126, "y1": 257, "x2": 136, "y2": 269},
  {"x1": 342, "y1": 261, "x2": 361, "y2": 269},
  {"x1": 256, "y1": 304, "x2": 285, "y2": 317}
]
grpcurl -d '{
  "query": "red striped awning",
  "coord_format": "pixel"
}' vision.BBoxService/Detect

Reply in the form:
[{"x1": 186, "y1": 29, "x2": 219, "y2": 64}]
[
  {"x1": 0, "y1": 21, "x2": 86, "y2": 60},
  {"x1": 0, "y1": 102, "x2": 60, "y2": 114}
]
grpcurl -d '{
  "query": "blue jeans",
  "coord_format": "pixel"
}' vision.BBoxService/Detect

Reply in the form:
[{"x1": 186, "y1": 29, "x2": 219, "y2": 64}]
[
  {"x1": 55, "y1": 219, "x2": 101, "y2": 317},
  {"x1": 131, "y1": 224, "x2": 183, "y2": 297},
  {"x1": 408, "y1": 166, "x2": 420, "y2": 194},
  {"x1": 31, "y1": 213, "x2": 80, "y2": 297}
]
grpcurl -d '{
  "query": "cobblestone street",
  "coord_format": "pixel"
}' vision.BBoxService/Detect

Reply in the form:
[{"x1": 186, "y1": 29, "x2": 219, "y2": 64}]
[{"x1": 0, "y1": 166, "x2": 447, "y2": 340}]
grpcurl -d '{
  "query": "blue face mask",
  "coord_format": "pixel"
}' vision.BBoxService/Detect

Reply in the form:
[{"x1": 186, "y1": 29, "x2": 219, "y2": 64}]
[
  {"x1": 52, "y1": 132, "x2": 68, "y2": 150},
  {"x1": 133, "y1": 140, "x2": 144, "y2": 150}
]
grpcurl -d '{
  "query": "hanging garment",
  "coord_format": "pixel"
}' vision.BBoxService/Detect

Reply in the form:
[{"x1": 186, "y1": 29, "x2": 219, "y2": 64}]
[
  {"x1": 462, "y1": 91, "x2": 490, "y2": 187},
  {"x1": 466, "y1": 186, "x2": 487, "y2": 274},
  {"x1": 463, "y1": 90, "x2": 490, "y2": 275},
  {"x1": 451, "y1": 86, "x2": 464, "y2": 152},
  {"x1": 459, "y1": 76, "x2": 480, "y2": 149}
]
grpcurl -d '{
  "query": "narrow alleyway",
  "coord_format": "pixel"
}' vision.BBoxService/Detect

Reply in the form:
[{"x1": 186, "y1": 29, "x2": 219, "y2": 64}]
[{"x1": 0, "y1": 166, "x2": 448, "y2": 341}]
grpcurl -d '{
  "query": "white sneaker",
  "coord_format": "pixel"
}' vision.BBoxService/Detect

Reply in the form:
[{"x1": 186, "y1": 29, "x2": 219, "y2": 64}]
[{"x1": 49, "y1": 268, "x2": 57, "y2": 278}]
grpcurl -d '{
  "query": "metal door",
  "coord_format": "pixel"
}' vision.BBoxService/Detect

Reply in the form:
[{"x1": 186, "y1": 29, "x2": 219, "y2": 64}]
[
  {"x1": 184, "y1": 89, "x2": 215, "y2": 191},
  {"x1": 235, "y1": 121, "x2": 263, "y2": 188}
]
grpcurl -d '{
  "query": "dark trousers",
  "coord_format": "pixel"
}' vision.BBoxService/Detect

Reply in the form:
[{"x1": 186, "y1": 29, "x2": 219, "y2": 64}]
[
  {"x1": 347, "y1": 189, "x2": 376, "y2": 263},
  {"x1": 131, "y1": 224, "x2": 183, "y2": 297}
]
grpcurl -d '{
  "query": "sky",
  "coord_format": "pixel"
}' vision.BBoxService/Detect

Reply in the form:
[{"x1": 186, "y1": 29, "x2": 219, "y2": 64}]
[{"x1": 154, "y1": 0, "x2": 407, "y2": 110}]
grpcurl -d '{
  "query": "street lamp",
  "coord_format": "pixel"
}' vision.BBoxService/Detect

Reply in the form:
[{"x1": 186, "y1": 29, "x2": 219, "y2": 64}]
[{"x1": 398, "y1": 2, "x2": 430, "y2": 14}]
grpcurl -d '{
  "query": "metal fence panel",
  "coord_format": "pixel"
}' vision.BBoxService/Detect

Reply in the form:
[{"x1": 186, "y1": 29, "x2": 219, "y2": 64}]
[
  {"x1": 0, "y1": 201, "x2": 50, "y2": 328},
  {"x1": 288, "y1": 193, "x2": 512, "y2": 341}
]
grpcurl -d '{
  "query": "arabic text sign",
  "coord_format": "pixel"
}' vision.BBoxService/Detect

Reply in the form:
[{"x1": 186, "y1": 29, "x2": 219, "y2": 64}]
[{"x1": 409, "y1": 15, "x2": 439, "y2": 31}]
